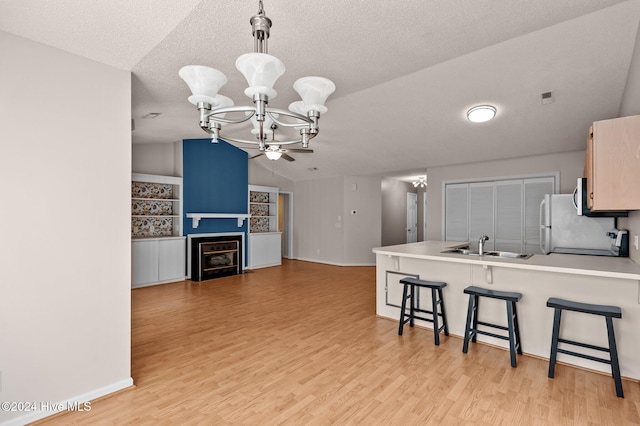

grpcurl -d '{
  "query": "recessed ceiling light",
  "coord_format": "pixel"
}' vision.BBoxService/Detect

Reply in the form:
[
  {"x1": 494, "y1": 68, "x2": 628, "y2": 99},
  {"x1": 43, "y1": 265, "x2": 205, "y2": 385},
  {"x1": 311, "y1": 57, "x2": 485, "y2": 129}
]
[{"x1": 467, "y1": 105, "x2": 496, "y2": 123}]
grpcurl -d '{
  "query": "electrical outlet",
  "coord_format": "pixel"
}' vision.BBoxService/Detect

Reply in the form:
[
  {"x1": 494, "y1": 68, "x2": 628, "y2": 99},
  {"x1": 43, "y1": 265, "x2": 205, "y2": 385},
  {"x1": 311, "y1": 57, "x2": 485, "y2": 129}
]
[{"x1": 634, "y1": 234, "x2": 639, "y2": 250}]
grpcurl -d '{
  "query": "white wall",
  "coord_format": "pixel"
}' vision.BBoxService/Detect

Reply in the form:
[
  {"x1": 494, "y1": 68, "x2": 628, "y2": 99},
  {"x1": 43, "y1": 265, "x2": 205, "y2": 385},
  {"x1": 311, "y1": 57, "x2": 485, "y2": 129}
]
[
  {"x1": 294, "y1": 177, "x2": 344, "y2": 264},
  {"x1": 0, "y1": 32, "x2": 132, "y2": 424},
  {"x1": 425, "y1": 150, "x2": 586, "y2": 241},
  {"x1": 343, "y1": 176, "x2": 382, "y2": 265},
  {"x1": 293, "y1": 175, "x2": 380, "y2": 266},
  {"x1": 381, "y1": 178, "x2": 418, "y2": 246},
  {"x1": 249, "y1": 161, "x2": 294, "y2": 192},
  {"x1": 132, "y1": 141, "x2": 182, "y2": 177}
]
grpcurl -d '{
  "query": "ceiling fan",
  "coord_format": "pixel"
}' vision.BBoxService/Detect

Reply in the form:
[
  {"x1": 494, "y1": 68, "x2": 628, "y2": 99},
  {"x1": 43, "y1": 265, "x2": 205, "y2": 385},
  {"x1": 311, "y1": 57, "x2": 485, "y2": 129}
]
[
  {"x1": 248, "y1": 124, "x2": 314, "y2": 161},
  {"x1": 249, "y1": 145, "x2": 314, "y2": 162}
]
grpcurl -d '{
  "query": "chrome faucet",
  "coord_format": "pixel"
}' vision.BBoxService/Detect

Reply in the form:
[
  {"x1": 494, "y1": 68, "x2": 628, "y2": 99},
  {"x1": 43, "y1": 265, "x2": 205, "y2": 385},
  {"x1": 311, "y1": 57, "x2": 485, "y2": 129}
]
[{"x1": 478, "y1": 235, "x2": 489, "y2": 255}]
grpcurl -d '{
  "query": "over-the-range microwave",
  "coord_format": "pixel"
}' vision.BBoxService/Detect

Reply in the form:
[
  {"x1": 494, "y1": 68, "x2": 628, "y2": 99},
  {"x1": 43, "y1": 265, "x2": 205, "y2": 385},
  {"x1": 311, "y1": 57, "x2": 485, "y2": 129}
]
[{"x1": 573, "y1": 177, "x2": 628, "y2": 218}]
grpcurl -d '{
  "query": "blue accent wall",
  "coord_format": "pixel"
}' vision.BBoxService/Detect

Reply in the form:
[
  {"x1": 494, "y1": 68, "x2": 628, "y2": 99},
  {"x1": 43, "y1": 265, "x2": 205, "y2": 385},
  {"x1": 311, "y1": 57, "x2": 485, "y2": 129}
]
[{"x1": 183, "y1": 139, "x2": 248, "y2": 235}]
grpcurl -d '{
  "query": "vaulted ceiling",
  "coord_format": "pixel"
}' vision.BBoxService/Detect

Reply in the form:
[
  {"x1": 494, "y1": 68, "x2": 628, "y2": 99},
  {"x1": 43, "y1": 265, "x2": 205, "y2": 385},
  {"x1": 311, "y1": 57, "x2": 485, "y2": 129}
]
[{"x1": 2, "y1": 0, "x2": 639, "y2": 181}]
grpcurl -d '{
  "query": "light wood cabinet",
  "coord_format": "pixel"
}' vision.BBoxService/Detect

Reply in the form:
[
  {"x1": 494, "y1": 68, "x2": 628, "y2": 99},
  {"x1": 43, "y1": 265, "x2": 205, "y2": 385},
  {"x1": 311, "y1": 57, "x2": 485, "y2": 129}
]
[{"x1": 585, "y1": 115, "x2": 640, "y2": 211}]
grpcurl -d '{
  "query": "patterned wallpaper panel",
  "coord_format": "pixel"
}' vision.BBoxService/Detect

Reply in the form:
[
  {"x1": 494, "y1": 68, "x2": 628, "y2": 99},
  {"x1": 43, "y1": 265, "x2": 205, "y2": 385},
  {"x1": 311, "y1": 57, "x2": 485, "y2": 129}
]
[
  {"x1": 250, "y1": 203, "x2": 269, "y2": 216},
  {"x1": 132, "y1": 200, "x2": 173, "y2": 216},
  {"x1": 249, "y1": 191, "x2": 270, "y2": 203},
  {"x1": 132, "y1": 182, "x2": 173, "y2": 199},
  {"x1": 250, "y1": 217, "x2": 270, "y2": 233},
  {"x1": 132, "y1": 181, "x2": 176, "y2": 238},
  {"x1": 131, "y1": 217, "x2": 174, "y2": 238}
]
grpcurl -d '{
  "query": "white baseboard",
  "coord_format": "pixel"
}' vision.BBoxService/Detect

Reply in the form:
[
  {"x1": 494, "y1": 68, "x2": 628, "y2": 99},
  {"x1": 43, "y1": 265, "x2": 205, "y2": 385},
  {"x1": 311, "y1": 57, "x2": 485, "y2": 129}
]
[{"x1": 1, "y1": 377, "x2": 134, "y2": 426}]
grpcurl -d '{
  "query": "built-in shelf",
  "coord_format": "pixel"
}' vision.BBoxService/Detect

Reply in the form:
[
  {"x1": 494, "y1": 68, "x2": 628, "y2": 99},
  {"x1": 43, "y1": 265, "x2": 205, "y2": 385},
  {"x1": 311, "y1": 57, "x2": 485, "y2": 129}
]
[{"x1": 186, "y1": 213, "x2": 251, "y2": 228}]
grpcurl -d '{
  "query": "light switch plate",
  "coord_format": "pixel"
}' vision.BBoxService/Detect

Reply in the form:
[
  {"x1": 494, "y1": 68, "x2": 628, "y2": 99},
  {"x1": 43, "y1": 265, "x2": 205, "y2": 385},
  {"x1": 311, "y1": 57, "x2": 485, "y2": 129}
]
[{"x1": 634, "y1": 234, "x2": 639, "y2": 250}]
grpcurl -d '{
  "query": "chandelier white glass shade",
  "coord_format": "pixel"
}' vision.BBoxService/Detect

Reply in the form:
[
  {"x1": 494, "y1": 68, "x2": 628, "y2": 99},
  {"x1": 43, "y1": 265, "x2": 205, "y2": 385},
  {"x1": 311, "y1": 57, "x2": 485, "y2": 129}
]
[
  {"x1": 179, "y1": 1, "x2": 335, "y2": 152},
  {"x1": 413, "y1": 176, "x2": 427, "y2": 188},
  {"x1": 467, "y1": 105, "x2": 496, "y2": 123}
]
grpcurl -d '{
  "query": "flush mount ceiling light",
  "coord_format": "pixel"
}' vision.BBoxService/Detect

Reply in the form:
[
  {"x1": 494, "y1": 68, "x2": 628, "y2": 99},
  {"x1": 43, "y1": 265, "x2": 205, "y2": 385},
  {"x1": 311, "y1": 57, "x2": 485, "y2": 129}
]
[
  {"x1": 413, "y1": 176, "x2": 427, "y2": 188},
  {"x1": 179, "y1": 0, "x2": 335, "y2": 152},
  {"x1": 466, "y1": 105, "x2": 496, "y2": 123}
]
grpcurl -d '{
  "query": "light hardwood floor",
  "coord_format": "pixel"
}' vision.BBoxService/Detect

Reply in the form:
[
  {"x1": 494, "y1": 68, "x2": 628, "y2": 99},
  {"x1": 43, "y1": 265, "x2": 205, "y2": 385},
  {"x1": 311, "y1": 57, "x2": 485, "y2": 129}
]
[{"x1": 39, "y1": 259, "x2": 639, "y2": 425}]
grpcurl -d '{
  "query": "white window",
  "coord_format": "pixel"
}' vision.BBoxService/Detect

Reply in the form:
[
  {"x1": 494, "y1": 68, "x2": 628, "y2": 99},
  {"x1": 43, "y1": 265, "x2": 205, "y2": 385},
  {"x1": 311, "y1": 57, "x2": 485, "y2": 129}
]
[{"x1": 444, "y1": 175, "x2": 556, "y2": 253}]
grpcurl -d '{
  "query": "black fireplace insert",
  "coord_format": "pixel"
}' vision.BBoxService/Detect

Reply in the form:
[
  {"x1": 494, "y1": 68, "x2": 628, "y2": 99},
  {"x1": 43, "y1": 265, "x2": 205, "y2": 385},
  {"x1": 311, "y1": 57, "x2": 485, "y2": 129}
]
[{"x1": 190, "y1": 236, "x2": 243, "y2": 281}]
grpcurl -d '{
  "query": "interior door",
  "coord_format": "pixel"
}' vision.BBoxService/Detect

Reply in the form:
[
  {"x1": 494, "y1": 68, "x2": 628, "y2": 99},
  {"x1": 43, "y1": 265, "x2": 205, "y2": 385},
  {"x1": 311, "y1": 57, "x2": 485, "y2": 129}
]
[{"x1": 406, "y1": 192, "x2": 418, "y2": 243}]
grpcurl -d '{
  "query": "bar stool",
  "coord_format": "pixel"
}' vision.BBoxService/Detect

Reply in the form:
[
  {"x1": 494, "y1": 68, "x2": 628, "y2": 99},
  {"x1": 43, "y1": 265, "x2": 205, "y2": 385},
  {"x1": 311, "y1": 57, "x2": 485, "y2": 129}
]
[
  {"x1": 462, "y1": 286, "x2": 523, "y2": 367},
  {"x1": 398, "y1": 277, "x2": 449, "y2": 345},
  {"x1": 546, "y1": 297, "x2": 623, "y2": 398}
]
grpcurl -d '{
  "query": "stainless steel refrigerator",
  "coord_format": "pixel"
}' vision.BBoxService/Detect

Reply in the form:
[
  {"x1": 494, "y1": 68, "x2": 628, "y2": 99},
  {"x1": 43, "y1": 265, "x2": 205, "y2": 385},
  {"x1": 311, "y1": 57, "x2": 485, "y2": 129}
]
[{"x1": 539, "y1": 194, "x2": 615, "y2": 255}]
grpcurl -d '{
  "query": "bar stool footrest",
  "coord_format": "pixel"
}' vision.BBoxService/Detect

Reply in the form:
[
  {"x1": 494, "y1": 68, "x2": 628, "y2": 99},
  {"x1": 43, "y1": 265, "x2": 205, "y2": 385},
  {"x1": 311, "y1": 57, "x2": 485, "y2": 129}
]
[
  {"x1": 558, "y1": 338, "x2": 609, "y2": 353},
  {"x1": 476, "y1": 320, "x2": 509, "y2": 332},
  {"x1": 556, "y1": 349, "x2": 611, "y2": 364}
]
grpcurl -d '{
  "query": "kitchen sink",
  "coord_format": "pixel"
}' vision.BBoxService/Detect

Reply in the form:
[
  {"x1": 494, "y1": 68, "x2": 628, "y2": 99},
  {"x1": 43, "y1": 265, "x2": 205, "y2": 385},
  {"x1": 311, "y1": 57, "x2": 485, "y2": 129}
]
[
  {"x1": 441, "y1": 246, "x2": 533, "y2": 260},
  {"x1": 484, "y1": 251, "x2": 533, "y2": 259}
]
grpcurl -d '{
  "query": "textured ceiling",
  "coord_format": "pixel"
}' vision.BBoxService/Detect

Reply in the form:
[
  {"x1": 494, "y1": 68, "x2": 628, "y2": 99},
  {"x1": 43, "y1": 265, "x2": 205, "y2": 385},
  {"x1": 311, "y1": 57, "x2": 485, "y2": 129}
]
[{"x1": 2, "y1": 0, "x2": 639, "y2": 181}]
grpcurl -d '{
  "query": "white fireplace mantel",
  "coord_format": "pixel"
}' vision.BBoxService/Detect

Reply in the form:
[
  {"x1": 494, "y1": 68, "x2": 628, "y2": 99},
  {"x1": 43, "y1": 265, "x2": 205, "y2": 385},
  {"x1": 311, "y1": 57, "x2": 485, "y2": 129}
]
[{"x1": 186, "y1": 213, "x2": 250, "y2": 228}]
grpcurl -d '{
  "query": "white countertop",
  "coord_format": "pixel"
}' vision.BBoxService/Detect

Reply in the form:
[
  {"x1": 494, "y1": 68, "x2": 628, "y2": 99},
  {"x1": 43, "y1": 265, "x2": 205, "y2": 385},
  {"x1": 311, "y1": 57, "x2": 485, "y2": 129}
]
[{"x1": 373, "y1": 241, "x2": 640, "y2": 280}]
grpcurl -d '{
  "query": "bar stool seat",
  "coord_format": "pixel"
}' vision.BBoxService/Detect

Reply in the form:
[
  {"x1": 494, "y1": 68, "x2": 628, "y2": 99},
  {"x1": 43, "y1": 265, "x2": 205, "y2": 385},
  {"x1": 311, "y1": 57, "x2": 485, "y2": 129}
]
[
  {"x1": 546, "y1": 297, "x2": 623, "y2": 398},
  {"x1": 462, "y1": 286, "x2": 523, "y2": 367},
  {"x1": 398, "y1": 277, "x2": 449, "y2": 345}
]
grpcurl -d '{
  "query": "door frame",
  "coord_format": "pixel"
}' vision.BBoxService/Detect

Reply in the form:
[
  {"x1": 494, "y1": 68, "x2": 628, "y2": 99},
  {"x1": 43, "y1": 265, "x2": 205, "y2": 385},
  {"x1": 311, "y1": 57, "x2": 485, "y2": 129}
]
[
  {"x1": 279, "y1": 191, "x2": 294, "y2": 258},
  {"x1": 406, "y1": 192, "x2": 418, "y2": 243}
]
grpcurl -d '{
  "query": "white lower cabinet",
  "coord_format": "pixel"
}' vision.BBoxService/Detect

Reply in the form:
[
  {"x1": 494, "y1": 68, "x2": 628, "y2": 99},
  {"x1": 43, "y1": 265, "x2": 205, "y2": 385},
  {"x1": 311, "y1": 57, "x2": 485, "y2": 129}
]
[
  {"x1": 248, "y1": 233, "x2": 282, "y2": 269},
  {"x1": 132, "y1": 237, "x2": 186, "y2": 287}
]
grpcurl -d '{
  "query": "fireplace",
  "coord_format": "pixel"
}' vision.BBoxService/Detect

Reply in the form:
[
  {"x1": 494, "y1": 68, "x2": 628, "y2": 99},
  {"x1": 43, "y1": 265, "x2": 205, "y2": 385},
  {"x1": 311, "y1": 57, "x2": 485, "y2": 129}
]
[{"x1": 188, "y1": 234, "x2": 244, "y2": 281}]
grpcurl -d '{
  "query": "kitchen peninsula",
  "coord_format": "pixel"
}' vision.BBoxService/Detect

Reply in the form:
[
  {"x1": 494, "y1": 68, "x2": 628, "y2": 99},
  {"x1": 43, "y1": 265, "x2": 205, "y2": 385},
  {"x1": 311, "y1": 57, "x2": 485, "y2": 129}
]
[{"x1": 373, "y1": 241, "x2": 640, "y2": 380}]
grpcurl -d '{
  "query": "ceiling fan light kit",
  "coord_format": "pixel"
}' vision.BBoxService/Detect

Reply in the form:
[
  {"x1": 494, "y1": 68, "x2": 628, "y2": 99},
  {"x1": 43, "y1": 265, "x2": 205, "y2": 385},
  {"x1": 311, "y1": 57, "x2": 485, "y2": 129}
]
[
  {"x1": 179, "y1": 0, "x2": 335, "y2": 156},
  {"x1": 413, "y1": 176, "x2": 427, "y2": 188},
  {"x1": 264, "y1": 146, "x2": 283, "y2": 160}
]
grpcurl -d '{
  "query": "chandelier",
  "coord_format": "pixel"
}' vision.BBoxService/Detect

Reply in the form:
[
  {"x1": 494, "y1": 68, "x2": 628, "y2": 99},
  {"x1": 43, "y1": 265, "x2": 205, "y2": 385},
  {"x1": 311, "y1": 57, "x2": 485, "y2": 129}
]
[
  {"x1": 179, "y1": 1, "x2": 335, "y2": 153},
  {"x1": 413, "y1": 176, "x2": 427, "y2": 188}
]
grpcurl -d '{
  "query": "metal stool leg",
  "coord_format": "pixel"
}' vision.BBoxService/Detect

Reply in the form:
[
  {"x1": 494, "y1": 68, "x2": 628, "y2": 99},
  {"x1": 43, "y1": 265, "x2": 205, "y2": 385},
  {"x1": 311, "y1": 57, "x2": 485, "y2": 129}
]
[
  {"x1": 462, "y1": 294, "x2": 475, "y2": 353},
  {"x1": 431, "y1": 287, "x2": 440, "y2": 345},
  {"x1": 471, "y1": 295, "x2": 479, "y2": 342},
  {"x1": 606, "y1": 316, "x2": 624, "y2": 398},
  {"x1": 548, "y1": 308, "x2": 562, "y2": 378},
  {"x1": 512, "y1": 301, "x2": 522, "y2": 355},
  {"x1": 506, "y1": 301, "x2": 517, "y2": 368},
  {"x1": 438, "y1": 288, "x2": 449, "y2": 336},
  {"x1": 409, "y1": 284, "x2": 415, "y2": 328},
  {"x1": 398, "y1": 283, "x2": 409, "y2": 336}
]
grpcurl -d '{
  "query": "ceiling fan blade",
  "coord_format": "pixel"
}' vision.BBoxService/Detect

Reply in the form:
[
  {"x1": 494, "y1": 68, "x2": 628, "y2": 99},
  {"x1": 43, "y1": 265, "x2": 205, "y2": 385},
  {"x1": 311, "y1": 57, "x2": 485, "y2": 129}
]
[
  {"x1": 282, "y1": 148, "x2": 314, "y2": 153},
  {"x1": 249, "y1": 153, "x2": 264, "y2": 159},
  {"x1": 281, "y1": 153, "x2": 295, "y2": 162}
]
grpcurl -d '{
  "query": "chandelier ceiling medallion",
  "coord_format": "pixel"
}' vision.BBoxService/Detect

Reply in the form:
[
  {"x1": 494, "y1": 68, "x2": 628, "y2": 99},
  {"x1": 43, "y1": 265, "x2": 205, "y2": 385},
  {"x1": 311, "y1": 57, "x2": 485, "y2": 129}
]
[{"x1": 179, "y1": 0, "x2": 336, "y2": 155}]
